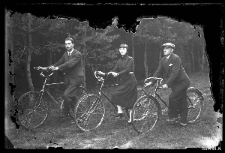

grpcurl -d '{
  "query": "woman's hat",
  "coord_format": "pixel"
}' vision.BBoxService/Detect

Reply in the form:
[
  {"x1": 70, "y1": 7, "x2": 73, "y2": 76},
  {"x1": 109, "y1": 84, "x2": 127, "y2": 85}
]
[{"x1": 120, "y1": 43, "x2": 128, "y2": 48}]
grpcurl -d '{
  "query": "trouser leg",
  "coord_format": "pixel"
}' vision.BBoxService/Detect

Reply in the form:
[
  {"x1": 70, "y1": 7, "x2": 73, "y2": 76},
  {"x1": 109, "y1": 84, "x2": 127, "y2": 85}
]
[
  {"x1": 62, "y1": 77, "x2": 84, "y2": 115},
  {"x1": 169, "y1": 79, "x2": 190, "y2": 122},
  {"x1": 168, "y1": 90, "x2": 179, "y2": 119},
  {"x1": 178, "y1": 90, "x2": 188, "y2": 123},
  {"x1": 62, "y1": 95, "x2": 71, "y2": 115}
]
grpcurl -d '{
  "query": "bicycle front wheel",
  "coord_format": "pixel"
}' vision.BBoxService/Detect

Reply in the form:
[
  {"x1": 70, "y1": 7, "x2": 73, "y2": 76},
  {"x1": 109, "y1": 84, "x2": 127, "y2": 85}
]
[
  {"x1": 74, "y1": 94, "x2": 105, "y2": 132},
  {"x1": 17, "y1": 91, "x2": 49, "y2": 130},
  {"x1": 186, "y1": 87, "x2": 204, "y2": 123},
  {"x1": 131, "y1": 95, "x2": 161, "y2": 134}
]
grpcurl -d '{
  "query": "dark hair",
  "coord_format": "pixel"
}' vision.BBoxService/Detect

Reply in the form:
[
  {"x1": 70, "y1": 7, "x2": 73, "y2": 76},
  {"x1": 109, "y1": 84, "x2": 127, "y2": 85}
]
[
  {"x1": 120, "y1": 43, "x2": 128, "y2": 49},
  {"x1": 65, "y1": 37, "x2": 74, "y2": 44}
]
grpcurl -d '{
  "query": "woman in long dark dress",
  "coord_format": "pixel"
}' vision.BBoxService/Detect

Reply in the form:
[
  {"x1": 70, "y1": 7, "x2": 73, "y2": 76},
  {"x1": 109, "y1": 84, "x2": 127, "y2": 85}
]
[{"x1": 98, "y1": 43, "x2": 138, "y2": 123}]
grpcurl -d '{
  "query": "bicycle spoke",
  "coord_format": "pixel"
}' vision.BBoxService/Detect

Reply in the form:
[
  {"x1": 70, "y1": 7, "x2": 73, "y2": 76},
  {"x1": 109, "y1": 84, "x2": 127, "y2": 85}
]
[
  {"x1": 186, "y1": 88, "x2": 203, "y2": 123},
  {"x1": 131, "y1": 96, "x2": 160, "y2": 134},
  {"x1": 17, "y1": 91, "x2": 48, "y2": 130},
  {"x1": 75, "y1": 94, "x2": 105, "y2": 132}
]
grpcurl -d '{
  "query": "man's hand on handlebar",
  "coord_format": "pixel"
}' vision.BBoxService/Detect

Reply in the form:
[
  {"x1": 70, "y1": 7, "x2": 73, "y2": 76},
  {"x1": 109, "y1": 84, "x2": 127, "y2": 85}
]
[
  {"x1": 48, "y1": 65, "x2": 54, "y2": 70},
  {"x1": 161, "y1": 84, "x2": 168, "y2": 89},
  {"x1": 49, "y1": 66, "x2": 59, "y2": 71}
]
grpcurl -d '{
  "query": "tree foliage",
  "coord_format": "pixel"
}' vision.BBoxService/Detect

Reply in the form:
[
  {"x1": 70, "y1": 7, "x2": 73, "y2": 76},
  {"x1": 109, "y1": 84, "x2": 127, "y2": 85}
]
[{"x1": 7, "y1": 13, "x2": 207, "y2": 91}]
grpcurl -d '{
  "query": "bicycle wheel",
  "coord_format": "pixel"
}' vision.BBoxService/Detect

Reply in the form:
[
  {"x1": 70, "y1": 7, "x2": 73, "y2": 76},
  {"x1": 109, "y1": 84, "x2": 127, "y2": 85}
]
[
  {"x1": 131, "y1": 95, "x2": 161, "y2": 134},
  {"x1": 74, "y1": 94, "x2": 105, "y2": 132},
  {"x1": 17, "y1": 91, "x2": 49, "y2": 130},
  {"x1": 186, "y1": 87, "x2": 204, "y2": 123}
]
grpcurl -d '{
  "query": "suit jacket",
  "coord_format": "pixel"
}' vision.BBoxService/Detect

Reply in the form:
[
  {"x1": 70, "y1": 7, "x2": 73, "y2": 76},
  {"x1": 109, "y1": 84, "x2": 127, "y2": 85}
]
[
  {"x1": 53, "y1": 50, "x2": 84, "y2": 84},
  {"x1": 153, "y1": 53, "x2": 190, "y2": 88}
]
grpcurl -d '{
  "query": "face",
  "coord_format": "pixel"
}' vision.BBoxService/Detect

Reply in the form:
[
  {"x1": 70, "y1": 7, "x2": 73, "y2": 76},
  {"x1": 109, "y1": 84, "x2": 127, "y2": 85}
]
[
  {"x1": 163, "y1": 47, "x2": 173, "y2": 56},
  {"x1": 119, "y1": 47, "x2": 127, "y2": 56},
  {"x1": 65, "y1": 40, "x2": 74, "y2": 51}
]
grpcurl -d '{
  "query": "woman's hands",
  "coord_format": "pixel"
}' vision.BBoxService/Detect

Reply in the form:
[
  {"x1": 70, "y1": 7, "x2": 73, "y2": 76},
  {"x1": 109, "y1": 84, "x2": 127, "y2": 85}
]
[
  {"x1": 108, "y1": 71, "x2": 119, "y2": 77},
  {"x1": 97, "y1": 71, "x2": 119, "y2": 77}
]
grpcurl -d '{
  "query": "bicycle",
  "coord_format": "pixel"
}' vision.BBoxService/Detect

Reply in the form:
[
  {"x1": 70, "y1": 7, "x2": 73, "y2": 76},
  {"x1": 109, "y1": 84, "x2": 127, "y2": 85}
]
[
  {"x1": 74, "y1": 71, "x2": 132, "y2": 132},
  {"x1": 16, "y1": 66, "x2": 87, "y2": 130},
  {"x1": 131, "y1": 77, "x2": 204, "y2": 134}
]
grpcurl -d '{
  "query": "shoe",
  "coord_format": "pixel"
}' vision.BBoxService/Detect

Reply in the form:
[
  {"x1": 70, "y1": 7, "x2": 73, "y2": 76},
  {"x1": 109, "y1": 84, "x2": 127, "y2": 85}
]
[
  {"x1": 187, "y1": 120, "x2": 194, "y2": 124},
  {"x1": 166, "y1": 117, "x2": 178, "y2": 122},
  {"x1": 70, "y1": 119, "x2": 76, "y2": 124},
  {"x1": 179, "y1": 122, "x2": 188, "y2": 126}
]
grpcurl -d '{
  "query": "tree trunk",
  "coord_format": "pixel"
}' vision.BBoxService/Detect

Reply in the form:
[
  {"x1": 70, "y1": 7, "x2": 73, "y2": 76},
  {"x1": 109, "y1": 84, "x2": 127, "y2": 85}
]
[
  {"x1": 132, "y1": 35, "x2": 135, "y2": 70},
  {"x1": 27, "y1": 13, "x2": 34, "y2": 91},
  {"x1": 191, "y1": 43, "x2": 195, "y2": 72},
  {"x1": 5, "y1": 12, "x2": 12, "y2": 118},
  {"x1": 83, "y1": 28, "x2": 87, "y2": 88},
  {"x1": 144, "y1": 42, "x2": 148, "y2": 78},
  {"x1": 201, "y1": 40, "x2": 205, "y2": 75},
  {"x1": 159, "y1": 46, "x2": 162, "y2": 60},
  {"x1": 48, "y1": 51, "x2": 52, "y2": 67}
]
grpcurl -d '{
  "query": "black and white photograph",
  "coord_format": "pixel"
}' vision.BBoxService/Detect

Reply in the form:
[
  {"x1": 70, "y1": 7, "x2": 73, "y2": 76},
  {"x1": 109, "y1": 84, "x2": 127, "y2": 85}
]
[{"x1": 5, "y1": 3, "x2": 223, "y2": 149}]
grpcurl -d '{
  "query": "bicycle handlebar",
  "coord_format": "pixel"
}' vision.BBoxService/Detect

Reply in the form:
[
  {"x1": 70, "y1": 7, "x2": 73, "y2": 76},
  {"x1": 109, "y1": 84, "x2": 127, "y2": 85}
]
[
  {"x1": 144, "y1": 77, "x2": 164, "y2": 88},
  {"x1": 94, "y1": 71, "x2": 111, "y2": 82},
  {"x1": 34, "y1": 66, "x2": 54, "y2": 78}
]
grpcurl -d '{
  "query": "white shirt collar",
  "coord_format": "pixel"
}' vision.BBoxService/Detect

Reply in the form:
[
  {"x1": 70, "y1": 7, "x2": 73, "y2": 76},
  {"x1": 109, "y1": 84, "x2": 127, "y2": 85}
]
[
  {"x1": 68, "y1": 49, "x2": 74, "y2": 55},
  {"x1": 166, "y1": 54, "x2": 171, "y2": 59}
]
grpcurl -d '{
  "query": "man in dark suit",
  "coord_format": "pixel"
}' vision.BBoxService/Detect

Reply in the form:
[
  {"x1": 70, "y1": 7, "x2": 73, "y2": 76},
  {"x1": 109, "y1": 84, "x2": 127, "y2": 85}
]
[
  {"x1": 146, "y1": 42, "x2": 191, "y2": 126},
  {"x1": 50, "y1": 37, "x2": 84, "y2": 118}
]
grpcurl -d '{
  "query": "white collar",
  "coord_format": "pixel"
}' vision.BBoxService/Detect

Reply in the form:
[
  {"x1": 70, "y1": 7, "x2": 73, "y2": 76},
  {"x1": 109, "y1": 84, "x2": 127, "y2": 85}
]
[
  {"x1": 166, "y1": 54, "x2": 171, "y2": 59},
  {"x1": 68, "y1": 49, "x2": 74, "y2": 54}
]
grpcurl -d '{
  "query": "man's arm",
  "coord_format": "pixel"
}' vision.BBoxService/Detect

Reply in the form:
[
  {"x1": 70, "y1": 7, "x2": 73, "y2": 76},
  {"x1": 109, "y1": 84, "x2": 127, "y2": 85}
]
[
  {"x1": 57, "y1": 53, "x2": 82, "y2": 71},
  {"x1": 53, "y1": 53, "x2": 65, "y2": 67},
  {"x1": 165, "y1": 56, "x2": 181, "y2": 87}
]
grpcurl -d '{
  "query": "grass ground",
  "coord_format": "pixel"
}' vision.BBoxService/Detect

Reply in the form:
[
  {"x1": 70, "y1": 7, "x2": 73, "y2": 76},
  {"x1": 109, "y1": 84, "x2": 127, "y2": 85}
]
[{"x1": 5, "y1": 73, "x2": 222, "y2": 149}]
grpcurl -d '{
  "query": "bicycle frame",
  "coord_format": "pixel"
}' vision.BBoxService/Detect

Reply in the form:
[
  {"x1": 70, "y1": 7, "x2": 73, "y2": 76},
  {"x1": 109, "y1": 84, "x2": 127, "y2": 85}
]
[
  {"x1": 37, "y1": 71, "x2": 64, "y2": 106},
  {"x1": 140, "y1": 83, "x2": 169, "y2": 109},
  {"x1": 94, "y1": 77, "x2": 118, "y2": 110},
  {"x1": 143, "y1": 77, "x2": 202, "y2": 109},
  {"x1": 35, "y1": 66, "x2": 88, "y2": 108}
]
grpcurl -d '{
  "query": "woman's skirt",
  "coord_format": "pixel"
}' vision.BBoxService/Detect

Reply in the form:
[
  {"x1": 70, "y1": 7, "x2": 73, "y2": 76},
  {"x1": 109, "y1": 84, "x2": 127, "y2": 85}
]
[{"x1": 111, "y1": 75, "x2": 138, "y2": 109}]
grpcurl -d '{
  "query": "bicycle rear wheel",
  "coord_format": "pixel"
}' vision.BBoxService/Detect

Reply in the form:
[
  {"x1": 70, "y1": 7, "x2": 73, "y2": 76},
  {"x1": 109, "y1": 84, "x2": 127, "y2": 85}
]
[
  {"x1": 131, "y1": 95, "x2": 161, "y2": 134},
  {"x1": 74, "y1": 94, "x2": 105, "y2": 132},
  {"x1": 17, "y1": 91, "x2": 49, "y2": 130},
  {"x1": 186, "y1": 87, "x2": 204, "y2": 123}
]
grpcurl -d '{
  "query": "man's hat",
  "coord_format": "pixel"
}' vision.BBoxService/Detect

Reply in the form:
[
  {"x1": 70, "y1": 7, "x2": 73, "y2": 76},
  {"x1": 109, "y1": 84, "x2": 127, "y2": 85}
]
[
  {"x1": 162, "y1": 42, "x2": 175, "y2": 48},
  {"x1": 120, "y1": 43, "x2": 128, "y2": 48}
]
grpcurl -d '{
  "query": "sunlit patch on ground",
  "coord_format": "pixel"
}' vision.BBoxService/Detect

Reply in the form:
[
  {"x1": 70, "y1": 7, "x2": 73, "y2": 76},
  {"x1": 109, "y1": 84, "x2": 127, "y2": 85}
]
[
  {"x1": 193, "y1": 136, "x2": 222, "y2": 149},
  {"x1": 78, "y1": 137, "x2": 108, "y2": 148}
]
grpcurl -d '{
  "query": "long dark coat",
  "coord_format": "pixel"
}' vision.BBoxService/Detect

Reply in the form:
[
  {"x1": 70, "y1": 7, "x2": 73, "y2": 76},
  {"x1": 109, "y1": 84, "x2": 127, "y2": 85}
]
[{"x1": 110, "y1": 55, "x2": 138, "y2": 110}]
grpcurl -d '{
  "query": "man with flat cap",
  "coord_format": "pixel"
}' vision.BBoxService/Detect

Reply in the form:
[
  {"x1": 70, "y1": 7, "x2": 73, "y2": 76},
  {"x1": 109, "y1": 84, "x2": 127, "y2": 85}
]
[{"x1": 145, "y1": 42, "x2": 191, "y2": 126}]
